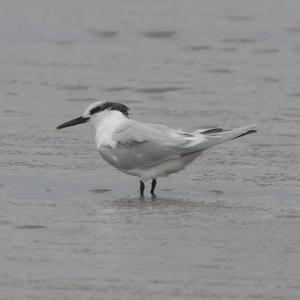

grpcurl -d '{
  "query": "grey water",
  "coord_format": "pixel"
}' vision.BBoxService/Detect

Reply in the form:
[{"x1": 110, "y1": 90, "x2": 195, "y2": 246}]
[{"x1": 0, "y1": 0, "x2": 300, "y2": 299}]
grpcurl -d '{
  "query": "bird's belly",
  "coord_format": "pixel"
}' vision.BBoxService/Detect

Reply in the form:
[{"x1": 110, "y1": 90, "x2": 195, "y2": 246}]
[
  {"x1": 99, "y1": 145, "x2": 201, "y2": 181},
  {"x1": 132, "y1": 152, "x2": 201, "y2": 181}
]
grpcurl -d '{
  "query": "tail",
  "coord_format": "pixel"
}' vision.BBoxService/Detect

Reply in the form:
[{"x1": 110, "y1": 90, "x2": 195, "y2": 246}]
[
  {"x1": 202, "y1": 124, "x2": 257, "y2": 141},
  {"x1": 182, "y1": 125, "x2": 257, "y2": 156}
]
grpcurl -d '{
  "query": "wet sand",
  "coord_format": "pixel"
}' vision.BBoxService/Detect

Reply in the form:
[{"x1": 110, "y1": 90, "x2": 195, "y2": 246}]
[{"x1": 1, "y1": 0, "x2": 300, "y2": 299}]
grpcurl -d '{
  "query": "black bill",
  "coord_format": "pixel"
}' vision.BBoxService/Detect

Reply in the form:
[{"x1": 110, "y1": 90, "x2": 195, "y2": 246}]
[{"x1": 56, "y1": 116, "x2": 89, "y2": 130}]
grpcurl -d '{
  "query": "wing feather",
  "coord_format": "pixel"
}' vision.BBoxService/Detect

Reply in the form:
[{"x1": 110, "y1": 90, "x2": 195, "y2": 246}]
[{"x1": 99, "y1": 120, "x2": 193, "y2": 170}]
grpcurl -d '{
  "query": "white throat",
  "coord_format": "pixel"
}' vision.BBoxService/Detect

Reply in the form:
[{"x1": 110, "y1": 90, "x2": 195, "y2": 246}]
[{"x1": 92, "y1": 110, "x2": 127, "y2": 149}]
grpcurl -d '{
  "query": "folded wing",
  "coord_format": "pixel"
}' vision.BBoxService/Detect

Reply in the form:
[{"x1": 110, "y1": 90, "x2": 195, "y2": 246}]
[
  {"x1": 99, "y1": 120, "x2": 257, "y2": 170},
  {"x1": 99, "y1": 120, "x2": 198, "y2": 170}
]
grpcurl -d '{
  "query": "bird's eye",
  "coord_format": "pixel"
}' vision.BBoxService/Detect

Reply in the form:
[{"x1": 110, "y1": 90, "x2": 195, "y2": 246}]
[{"x1": 90, "y1": 105, "x2": 102, "y2": 115}]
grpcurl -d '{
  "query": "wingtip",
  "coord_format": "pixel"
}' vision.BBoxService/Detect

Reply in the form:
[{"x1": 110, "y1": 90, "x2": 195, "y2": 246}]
[
  {"x1": 234, "y1": 128, "x2": 257, "y2": 139},
  {"x1": 249, "y1": 124, "x2": 258, "y2": 131},
  {"x1": 247, "y1": 129, "x2": 257, "y2": 134}
]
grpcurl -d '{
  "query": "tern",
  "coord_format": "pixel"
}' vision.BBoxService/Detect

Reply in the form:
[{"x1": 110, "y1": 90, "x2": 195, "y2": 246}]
[{"x1": 56, "y1": 101, "x2": 257, "y2": 197}]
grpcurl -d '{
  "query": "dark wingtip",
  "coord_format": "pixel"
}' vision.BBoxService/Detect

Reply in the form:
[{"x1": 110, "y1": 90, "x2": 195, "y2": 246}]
[
  {"x1": 201, "y1": 128, "x2": 224, "y2": 134},
  {"x1": 231, "y1": 129, "x2": 257, "y2": 140},
  {"x1": 242, "y1": 129, "x2": 257, "y2": 136}
]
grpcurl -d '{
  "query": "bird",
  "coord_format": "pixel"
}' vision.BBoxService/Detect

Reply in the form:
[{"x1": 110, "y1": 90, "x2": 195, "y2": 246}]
[{"x1": 56, "y1": 101, "x2": 257, "y2": 197}]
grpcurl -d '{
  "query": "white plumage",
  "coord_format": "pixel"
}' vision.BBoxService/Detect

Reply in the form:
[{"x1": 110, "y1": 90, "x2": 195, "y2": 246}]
[{"x1": 57, "y1": 101, "x2": 257, "y2": 196}]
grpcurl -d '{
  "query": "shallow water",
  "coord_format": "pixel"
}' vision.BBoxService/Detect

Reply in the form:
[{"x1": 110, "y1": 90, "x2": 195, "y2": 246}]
[{"x1": 1, "y1": 0, "x2": 300, "y2": 299}]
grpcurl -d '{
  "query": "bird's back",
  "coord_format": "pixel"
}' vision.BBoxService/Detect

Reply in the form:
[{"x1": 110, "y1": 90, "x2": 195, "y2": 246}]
[{"x1": 98, "y1": 117, "x2": 256, "y2": 175}]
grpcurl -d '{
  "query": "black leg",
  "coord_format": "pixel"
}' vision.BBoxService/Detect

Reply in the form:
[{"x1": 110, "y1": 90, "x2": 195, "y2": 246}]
[
  {"x1": 150, "y1": 179, "x2": 157, "y2": 196},
  {"x1": 140, "y1": 180, "x2": 145, "y2": 197}
]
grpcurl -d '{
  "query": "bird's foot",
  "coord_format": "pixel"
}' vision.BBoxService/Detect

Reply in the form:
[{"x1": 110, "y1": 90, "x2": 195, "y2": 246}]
[
  {"x1": 151, "y1": 192, "x2": 157, "y2": 199},
  {"x1": 140, "y1": 180, "x2": 145, "y2": 198},
  {"x1": 150, "y1": 179, "x2": 157, "y2": 198}
]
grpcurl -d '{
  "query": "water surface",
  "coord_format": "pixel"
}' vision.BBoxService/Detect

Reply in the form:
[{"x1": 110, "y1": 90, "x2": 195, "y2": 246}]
[{"x1": 0, "y1": 0, "x2": 300, "y2": 299}]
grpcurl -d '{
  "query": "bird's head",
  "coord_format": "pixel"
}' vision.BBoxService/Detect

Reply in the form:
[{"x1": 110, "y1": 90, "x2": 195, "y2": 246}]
[{"x1": 56, "y1": 101, "x2": 129, "y2": 130}]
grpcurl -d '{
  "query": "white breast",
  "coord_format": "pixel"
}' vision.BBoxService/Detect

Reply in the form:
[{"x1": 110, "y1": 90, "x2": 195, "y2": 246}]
[{"x1": 92, "y1": 110, "x2": 126, "y2": 149}]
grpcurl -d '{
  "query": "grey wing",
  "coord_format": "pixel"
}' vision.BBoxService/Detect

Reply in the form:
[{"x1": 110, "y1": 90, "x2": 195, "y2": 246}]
[
  {"x1": 99, "y1": 122, "x2": 257, "y2": 169},
  {"x1": 100, "y1": 140, "x2": 181, "y2": 170},
  {"x1": 99, "y1": 121, "x2": 190, "y2": 170}
]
